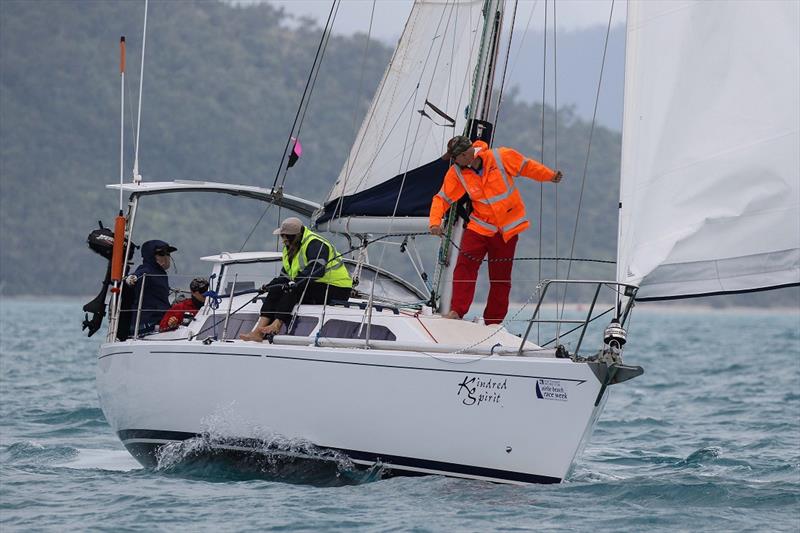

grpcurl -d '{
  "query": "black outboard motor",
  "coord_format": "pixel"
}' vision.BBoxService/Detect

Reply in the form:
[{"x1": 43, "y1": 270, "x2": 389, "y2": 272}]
[{"x1": 82, "y1": 221, "x2": 136, "y2": 337}]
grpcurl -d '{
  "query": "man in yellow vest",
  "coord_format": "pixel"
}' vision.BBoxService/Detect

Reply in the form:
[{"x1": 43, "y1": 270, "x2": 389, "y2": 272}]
[
  {"x1": 430, "y1": 135, "x2": 562, "y2": 324},
  {"x1": 240, "y1": 217, "x2": 353, "y2": 342}
]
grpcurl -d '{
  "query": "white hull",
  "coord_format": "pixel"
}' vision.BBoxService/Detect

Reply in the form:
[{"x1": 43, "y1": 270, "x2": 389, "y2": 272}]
[{"x1": 97, "y1": 339, "x2": 612, "y2": 484}]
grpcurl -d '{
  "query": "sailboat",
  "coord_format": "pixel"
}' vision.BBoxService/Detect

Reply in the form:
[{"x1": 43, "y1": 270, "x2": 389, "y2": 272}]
[{"x1": 88, "y1": 0, "x2": 798, "y2": 485}]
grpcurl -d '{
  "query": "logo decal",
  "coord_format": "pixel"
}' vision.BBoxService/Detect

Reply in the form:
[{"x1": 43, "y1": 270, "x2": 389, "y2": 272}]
[{"x1": 535, "y1": 379, "x2": 567, "y2": 401}]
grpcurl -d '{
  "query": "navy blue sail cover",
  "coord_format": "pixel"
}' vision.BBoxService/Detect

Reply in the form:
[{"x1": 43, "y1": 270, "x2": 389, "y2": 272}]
[{"x1": 317, "y1": 159, "x2": 450, "y2": 224}]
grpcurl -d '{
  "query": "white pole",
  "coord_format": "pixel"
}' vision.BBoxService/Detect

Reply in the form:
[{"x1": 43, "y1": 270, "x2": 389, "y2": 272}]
[
  {"x1": 438, "y1": 223, "x2": 463, "y2": 315},
  {"x1": 119, "y1": 36, "x2": 125, "y2": 209},
  {"x1": 132, "y1": 0, "x2": 148, "y2": 184}
]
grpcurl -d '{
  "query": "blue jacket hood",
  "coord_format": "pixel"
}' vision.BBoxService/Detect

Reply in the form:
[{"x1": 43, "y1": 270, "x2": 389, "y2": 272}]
[{"x1": 140, "y1": 239, "x2": 176, "y2": 268}]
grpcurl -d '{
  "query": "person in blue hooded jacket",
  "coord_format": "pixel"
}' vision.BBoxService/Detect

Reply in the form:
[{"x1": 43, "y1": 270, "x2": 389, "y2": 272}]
[{"x1": 122, "y1": 239, "x2": 177, "y2": 336}]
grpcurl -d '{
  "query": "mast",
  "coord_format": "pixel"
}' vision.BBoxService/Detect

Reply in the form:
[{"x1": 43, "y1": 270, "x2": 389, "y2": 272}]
[
  {"x1": 469, "y1": 0, "x2": 504, "y2": 136},
  {"x1": 435, "y1": 0, "x2": 505, "y2": 315}
]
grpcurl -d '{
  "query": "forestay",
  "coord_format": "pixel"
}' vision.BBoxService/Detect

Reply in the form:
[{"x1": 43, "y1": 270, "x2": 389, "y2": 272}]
[
  {"x1": 316, "y1": 0, "x2": 487, "y2": 233},
  {"x1": 617, "y1": 0, "x2": 800, "y2": 300}
]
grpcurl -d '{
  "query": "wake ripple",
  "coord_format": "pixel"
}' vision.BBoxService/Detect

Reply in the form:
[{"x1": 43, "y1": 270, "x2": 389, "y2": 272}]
[
  {"x1": 560, "y1": 476, "x2": 800, "y2": 509},
  {"x1": 676, "y1": 446, "x2": 722, "y2": 466},
  {"x1": 28, "y1": 407, "x2": 107, "y2": 433},
  {"x1": 2, "y1": 441, "x2": 79, "y2": 465}
]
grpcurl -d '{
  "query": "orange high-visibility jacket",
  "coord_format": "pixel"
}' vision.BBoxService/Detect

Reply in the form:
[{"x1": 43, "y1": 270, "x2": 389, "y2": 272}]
[{"x1": 429, "y1": 140, "x2": 556, "y2": 241}]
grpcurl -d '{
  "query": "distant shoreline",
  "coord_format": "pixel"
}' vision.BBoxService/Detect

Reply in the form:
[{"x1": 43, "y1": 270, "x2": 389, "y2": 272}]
[
  {"x1": 503, "y1": 301, "x2": 799, "y2": 314},
  {"x1": 3, "y1": 295, "x2": 797, "y2": 315}
]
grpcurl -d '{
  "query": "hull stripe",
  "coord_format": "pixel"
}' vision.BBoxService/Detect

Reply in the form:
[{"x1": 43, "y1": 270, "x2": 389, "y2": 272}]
[
  {"x1": 108, "y1": 351, "x2": 589, "y2": 384},
  {"x1": 98, "y1": 351, "x2": 133, "y2": 360}
]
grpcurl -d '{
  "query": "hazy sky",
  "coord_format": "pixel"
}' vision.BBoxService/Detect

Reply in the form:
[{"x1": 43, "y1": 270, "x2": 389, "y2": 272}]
[
  {"x1": 227, "y1": 0, "x2": 628, "y2": 127},
  {"x1": 266, "y1": 0, "x2": 626, "y2": 43}
]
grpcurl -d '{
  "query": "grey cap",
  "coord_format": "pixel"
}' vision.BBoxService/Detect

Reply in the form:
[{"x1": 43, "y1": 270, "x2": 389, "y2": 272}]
[
  {"x1": 273, "y1": 216, "x2": 304, "y2": 235},
  {"x1": 441, "y1": 135, "x2": 473, "y2": 160}
]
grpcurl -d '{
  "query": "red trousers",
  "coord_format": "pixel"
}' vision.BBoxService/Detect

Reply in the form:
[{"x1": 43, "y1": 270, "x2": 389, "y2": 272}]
[{"x1": 450, "y1": 229, "x2": 518, "y2": 324}]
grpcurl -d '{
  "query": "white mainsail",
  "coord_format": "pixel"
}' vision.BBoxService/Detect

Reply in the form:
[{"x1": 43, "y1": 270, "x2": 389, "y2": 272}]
[
  {"x1": 317, "y1": 0, "x2": 489, "y2": 233},
  {"x1": 617, "y1": 0, "x2": 800, "y2": 300}
]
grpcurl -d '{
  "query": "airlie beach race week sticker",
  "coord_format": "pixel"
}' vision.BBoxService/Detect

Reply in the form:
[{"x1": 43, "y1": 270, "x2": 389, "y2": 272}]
[{"x1": 535, "y1": 379, "x2": 568, "y2": 401}]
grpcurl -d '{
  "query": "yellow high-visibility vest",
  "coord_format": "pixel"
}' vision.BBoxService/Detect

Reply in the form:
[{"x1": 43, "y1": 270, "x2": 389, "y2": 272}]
[{"x1": 282, "y1": 228, "x2": 352, "y2": 288}]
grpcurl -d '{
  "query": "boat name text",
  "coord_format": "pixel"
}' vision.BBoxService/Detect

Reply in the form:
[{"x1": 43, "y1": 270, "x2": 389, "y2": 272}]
[{"x1": 457, "y1": 375, "x2": 507, "y2": 407}]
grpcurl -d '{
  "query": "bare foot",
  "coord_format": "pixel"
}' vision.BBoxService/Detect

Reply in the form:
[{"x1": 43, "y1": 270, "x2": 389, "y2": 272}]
[
  {"x1": 445, "y1": 310, "x2": 461, "y2": 319},
  {"x1": 239, "y1": 330, "x2": 265, "y2": 342},
  {"x1": 261, "y1": 320, "x2": 283, "y2": 336}
]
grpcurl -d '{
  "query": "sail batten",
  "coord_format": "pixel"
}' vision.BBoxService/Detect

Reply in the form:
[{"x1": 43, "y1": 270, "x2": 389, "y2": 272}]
[{"x1": 618, "y1": 0, "x2": 800, "y2": 300}]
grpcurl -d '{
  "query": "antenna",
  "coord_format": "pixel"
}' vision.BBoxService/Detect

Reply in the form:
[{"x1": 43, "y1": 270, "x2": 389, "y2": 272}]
[
  {"x1": 118, "y1": 36, "x2": 125, "y2": 207},
  {"x1": 132, "y1": 0, "x2": 148, "y2": 184}
]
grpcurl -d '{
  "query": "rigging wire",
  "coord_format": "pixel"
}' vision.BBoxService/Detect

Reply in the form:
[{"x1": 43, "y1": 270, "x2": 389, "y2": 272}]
[
  {"x1": 332, "y1": 0, "x2": 464, "y2": 217},
  {"x1": 291, "y1": 0, "x2": 377, "y2": 332},
  {"x1": 444, "y1": 237, "x2": 614, "y2": 264},
  {"x1": 275, "y1": 3, "x2": 341, "y2": 254},
  {"x1": 238, "y1": 0, "x2": 339, "y2": 252},
  {"x1": 238, "y1": 200, "x2": 276, "y2": 253},
  {"x1": 505, "y1": 0, "x2": 539, "y2": 85},
  {"x1": 356, "y1": 2, "x2": 470, "y2": 331},
  {"x1": 490, "y1": 0, "x2": 519, "y2": 144},
  {"x1": 537, "y1": 0, "x2": 548, "y2": 342},
  {"x1": 132, "y1": 0, "x2": 148, "y2": 182},
  {"x1": 552, "y1": 0, "x2": 560, "y2": 340},
  {"x1": 331, "y1": 0, "x2": 377, "y2": 222},
  {"x1": 125, "y1": 74, "x2": 136, "y2": 174},
  {"x1": 328, "y1": 231, "x2": 615, "y2": 266},
  {"x1": 557, "y1": 0, "x2": 616, "y2": 329},
  {"x1": 430, "y1": 2, "x2": 500, "y2": 301},
  {"x1": 423, "y1": 1, "x2": 496, "y2": 307},
  {"x1": 272, "y1": 0, "x2": 339, "y2": 191},
  {"x1": 278, "y1": 3, "x2": 339, "y2": 192}
]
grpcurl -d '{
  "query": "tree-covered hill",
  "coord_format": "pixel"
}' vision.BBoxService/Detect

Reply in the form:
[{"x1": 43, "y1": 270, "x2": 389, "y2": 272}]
[
  {"x1": 1, "y1": 0, "x2": 795, "y2": 309},
  {"x1": 1, "y1": 0, "x2": 392, "y2": 295}
]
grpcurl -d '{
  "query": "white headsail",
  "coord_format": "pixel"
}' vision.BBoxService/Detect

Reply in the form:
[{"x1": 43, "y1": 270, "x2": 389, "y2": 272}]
[
  {"x1": 316, "y1": 0, "x2": 489, "y2": 234},
  {"x1": 617, "y1": 0, "x2": 800, "y2": 300}
]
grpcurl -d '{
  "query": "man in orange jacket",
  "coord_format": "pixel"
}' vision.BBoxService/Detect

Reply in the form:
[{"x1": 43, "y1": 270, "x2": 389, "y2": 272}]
[{"x1": 430, "y1": 135, "x2": 562, "y2": 324}]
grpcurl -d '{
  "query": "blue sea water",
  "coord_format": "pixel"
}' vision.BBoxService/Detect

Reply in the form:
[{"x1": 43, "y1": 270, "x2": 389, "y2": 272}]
[{"x1": 1, "y1": 299, "x2": 798, "y2": 531}]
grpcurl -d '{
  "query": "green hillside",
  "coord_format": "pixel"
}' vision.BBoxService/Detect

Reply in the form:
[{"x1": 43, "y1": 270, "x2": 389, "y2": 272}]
[
  {"x1": 1, "y1": 0, "x2": 391, "y2": 295},
  {"x1": 1, "y1": 0, "x2": 795, "y2": 309}
]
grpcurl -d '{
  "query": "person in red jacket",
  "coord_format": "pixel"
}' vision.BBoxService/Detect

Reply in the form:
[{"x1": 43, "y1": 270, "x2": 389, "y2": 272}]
[
  {"x1": 158, "y1": 277, "x2": 209, "y2": 332},
  {"x1": 430, "y1": 135, "x2": 562, "y2": 324}
]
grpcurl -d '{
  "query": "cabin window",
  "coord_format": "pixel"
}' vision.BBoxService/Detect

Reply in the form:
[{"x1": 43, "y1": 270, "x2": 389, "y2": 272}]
[
  {"x1": 225, "y1": 281, "x2": 256, "y2": 294},
  {"x1": 285, "y1": 315, "x2": 319, "y2": 337},
  {"x1": 318, "y1": 319, "x2": 396, "y2": 341},
  {"x1": 197, "y1": 314, "x2": 318, "y2": 337},
  {"x1": 347, "y1": 266, "x2": 424, "y2": 303},
  {"x1": 219, "y1": 261, "x2": 283, "y2": 296},
  {"x1": 197, "y1": 314, "x2": 259, "y2": 338}
]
